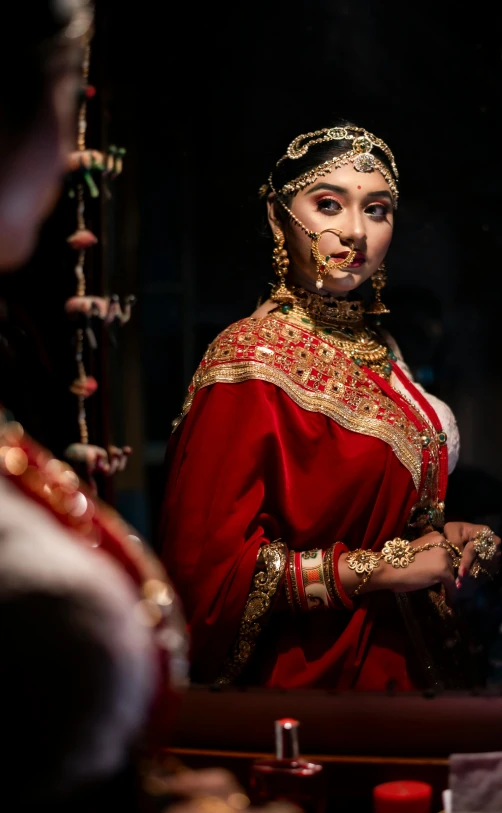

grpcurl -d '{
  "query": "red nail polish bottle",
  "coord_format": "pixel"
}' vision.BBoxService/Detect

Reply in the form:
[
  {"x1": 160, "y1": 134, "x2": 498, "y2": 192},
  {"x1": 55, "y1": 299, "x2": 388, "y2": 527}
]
[{"x1": 250, "y1": 718, "x2": 325, "y2": 813}]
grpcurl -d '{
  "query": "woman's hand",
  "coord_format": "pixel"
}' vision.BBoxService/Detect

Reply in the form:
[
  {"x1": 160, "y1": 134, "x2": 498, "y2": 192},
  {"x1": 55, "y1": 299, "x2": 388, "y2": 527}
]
[
  {"x1": 339, "y1": 532, "x2": 457, "y2": 602},
  {"x1": 444, "y1": 521, "x2": 501, "y2": 581}
]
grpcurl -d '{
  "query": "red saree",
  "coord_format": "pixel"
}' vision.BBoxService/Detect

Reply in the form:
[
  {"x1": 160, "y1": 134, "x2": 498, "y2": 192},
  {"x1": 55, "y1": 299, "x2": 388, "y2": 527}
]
[{"x1": 160, "y1": 313, "x2": 464, "y2": 691}]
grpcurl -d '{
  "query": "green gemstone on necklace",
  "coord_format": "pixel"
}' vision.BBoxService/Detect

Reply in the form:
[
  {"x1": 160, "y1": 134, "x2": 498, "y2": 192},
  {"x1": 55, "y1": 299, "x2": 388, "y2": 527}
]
[
  {"x1": 325, "y1": 255, "x2": 330, "y2": 261},
  {"x1": 301, "y1": 317, "x2": 312, "y2": 324},
  {"x1": 384, "y1": 362, "x2": 392, "y2": 374},
  {"x1": 388, "y1": 350, "x2": 397, "y2": 361},
  {"x1": 281, "y1": 304, "x2": 291, "y2": 314},
  {"x1": 354, "y1": 358, "x2": 362, "y2": 366}
]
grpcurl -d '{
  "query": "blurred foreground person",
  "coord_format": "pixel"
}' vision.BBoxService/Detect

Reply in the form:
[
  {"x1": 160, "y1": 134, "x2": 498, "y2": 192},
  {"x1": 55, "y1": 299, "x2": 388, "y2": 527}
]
[
  {"x1": 0, "y1": 2, "x2": 188, "y2": 810},
  {"x1": 0, "y1": 6, "x2": 313, "y2": 813}
]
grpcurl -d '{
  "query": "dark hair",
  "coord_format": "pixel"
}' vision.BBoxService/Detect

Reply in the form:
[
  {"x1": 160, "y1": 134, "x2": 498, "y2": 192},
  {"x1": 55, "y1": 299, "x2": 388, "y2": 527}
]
[
  {"x1": 269, "y1": 117, "x2": 395, "y2": 204},
  {"x1": 0, "y1": 1, "x2": 89, "y2": 147}
]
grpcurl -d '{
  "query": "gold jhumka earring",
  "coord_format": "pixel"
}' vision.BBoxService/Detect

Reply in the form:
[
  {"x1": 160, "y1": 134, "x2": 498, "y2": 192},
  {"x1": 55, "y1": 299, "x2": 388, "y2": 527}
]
[
  {"x1": 270, "y1": 231, "x2": 294, "y2": 305},
  {"x1": 366, "y1": 263, "x2": 390, "y2": 315}
]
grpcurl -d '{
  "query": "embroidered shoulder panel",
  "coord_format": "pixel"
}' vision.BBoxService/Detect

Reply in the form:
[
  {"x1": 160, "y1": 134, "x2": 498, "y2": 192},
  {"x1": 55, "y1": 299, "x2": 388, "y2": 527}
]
[{"x1": 176, "y1": 316, "x2": 423, "y2": 490}]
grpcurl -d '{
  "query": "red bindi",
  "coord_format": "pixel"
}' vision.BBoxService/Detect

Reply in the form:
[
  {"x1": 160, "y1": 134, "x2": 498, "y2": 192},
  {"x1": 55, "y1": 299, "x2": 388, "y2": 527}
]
[{"x1": 357, "y1": 185, "x2": 361, "y2": 189}]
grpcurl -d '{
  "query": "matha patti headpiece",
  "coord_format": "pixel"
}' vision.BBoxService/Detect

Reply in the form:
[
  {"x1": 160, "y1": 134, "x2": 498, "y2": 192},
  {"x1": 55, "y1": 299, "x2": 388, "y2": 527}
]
[{"x1": 269, "y1": 125, "x2": 399, "y2": 208}]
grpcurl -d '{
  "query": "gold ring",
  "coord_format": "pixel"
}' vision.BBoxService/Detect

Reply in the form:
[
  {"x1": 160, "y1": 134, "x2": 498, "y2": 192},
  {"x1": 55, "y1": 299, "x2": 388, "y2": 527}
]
[{"x1": 472, "y1": 527, "x2": 497, "y2": 561}]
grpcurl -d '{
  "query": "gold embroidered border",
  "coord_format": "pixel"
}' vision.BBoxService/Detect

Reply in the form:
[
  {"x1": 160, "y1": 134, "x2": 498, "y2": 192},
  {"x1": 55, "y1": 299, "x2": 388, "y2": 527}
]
[
  {"x1": 182, "y1": 361, "x2": 422, "y2": 491},
  {"x1": 174, "y1": 316, "x2": 423, "y2": 491},
  {"x1": 215, "y1": 540, "x2": 287, "y2": 685}
]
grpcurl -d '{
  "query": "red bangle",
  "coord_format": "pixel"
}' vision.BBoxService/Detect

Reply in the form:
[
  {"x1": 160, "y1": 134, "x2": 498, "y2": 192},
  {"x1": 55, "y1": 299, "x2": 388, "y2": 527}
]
[{"x1": 332, "y1": 542, "x2": 354, "y2": 611}]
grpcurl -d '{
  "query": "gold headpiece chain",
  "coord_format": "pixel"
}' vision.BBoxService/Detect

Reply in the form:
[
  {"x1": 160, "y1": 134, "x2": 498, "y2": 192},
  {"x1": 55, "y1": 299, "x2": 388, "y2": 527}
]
[
  {"x1": 264, "y1": 125, "x2": 398, "y2": 287},
  {"x1": 268, "y1": 125, "x2": 399, "y2": 208}
]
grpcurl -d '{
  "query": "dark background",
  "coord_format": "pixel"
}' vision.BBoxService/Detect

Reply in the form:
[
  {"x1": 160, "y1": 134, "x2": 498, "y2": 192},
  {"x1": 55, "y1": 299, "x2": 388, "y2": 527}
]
[{"x1": 1, "y1": 0, "x2": 501, "y2": 547}]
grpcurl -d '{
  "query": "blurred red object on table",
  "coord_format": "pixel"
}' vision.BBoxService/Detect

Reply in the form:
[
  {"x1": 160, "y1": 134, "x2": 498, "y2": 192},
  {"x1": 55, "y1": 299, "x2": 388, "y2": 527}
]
[{"x1": 373, "y1": 780, "x2": 432, "y2": 813}]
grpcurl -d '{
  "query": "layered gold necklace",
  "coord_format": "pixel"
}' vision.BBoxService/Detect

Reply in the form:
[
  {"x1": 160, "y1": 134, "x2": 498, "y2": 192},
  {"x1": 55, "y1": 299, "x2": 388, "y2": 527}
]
[{"x1": 272, "y1": 286, "x2": 396, "y2": 380}]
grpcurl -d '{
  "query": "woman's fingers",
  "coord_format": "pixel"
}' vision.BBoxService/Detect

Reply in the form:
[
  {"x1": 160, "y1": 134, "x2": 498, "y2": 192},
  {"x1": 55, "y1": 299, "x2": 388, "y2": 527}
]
[
  {"x1": 458, "y1": 542, "x2": 477, "y2": 579},
  {"x1": 443, "y1": 522, "x2": 467, "y2": 552},
  {"x1": 442, "y1": 566, "x2": 457, "y2": 605}
]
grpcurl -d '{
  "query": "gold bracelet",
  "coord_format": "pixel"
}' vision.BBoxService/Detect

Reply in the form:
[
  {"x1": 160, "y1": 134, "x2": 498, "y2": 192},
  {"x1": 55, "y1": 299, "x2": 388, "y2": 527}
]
[
  {"x1": 445, "y1": 541, "x2": 462, "y2": 559},
  {"x1": 381, "y1": 537, "x2": 460, "y2": 570},
  {"x1": 414, "y1": 541, "x2": 461, "y2": 568},
  {"x1": 351, "y1": 570, "x2": 373, "y2": 597},
  {"x1": 381, "y1": 537, "x2": 416, "y2": 568},
  {"x1": 346, "y1": 549, "x2": 381, "y2": 597}
]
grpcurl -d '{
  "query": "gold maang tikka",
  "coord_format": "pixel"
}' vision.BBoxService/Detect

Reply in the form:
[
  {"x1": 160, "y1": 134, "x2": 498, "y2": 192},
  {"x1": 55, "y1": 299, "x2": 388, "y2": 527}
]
[
  {"x1": 366, "y1": 263, "x2": 390, "y2": 315},
  {"x1": 274, "y1": 125, "x2": 399, "y2": 207}
]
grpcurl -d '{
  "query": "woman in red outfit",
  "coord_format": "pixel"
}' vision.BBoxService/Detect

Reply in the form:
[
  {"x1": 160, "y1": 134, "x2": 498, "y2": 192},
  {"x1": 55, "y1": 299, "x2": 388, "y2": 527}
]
[{"x1": 160, "y1": 121, "x2": 501, "y2": 692}]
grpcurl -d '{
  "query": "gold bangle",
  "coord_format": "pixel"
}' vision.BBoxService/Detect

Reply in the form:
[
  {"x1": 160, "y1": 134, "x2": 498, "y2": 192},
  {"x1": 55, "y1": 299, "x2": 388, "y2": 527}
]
[
  {"x1": 346, "y1": 548, "x2": 381, "y2": 597},
  {"x1": 284, "y1": 559, "x2": 295, "y2": 613},
  {"x1": 288, "y1": 550, "x2": 303, "y2": 611},
  {"x1": 322, "y1": 544, "x2": 336, "y2": 607}
]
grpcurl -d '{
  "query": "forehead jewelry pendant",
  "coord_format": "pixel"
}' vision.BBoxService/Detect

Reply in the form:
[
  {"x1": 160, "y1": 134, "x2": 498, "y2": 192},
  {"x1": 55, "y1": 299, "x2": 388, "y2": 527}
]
[{"x1": 352, "y1": 135, "x2": 377, "y2": 173}]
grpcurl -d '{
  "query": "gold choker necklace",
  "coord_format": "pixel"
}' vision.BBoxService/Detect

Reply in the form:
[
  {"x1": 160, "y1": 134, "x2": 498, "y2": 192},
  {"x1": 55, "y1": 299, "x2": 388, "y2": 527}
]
[
  {"x1": 274, "y1": 285, "x2": 365, "y2": 325},
  {"x1": 272, "y1": 286, "x2": 396, "y2": 380}
]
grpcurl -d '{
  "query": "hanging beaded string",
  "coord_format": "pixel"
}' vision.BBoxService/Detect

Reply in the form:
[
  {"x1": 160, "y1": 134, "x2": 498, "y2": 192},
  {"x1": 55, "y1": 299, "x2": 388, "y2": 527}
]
[{"x1": 73, "y1": 42, "x2": 91, "y2": 446}]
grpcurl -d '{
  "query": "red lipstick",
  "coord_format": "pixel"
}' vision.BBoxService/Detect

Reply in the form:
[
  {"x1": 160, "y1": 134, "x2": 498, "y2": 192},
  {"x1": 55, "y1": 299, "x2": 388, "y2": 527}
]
[{"x1": 332, "y1": 250, "x2": 366, "y2": 269}]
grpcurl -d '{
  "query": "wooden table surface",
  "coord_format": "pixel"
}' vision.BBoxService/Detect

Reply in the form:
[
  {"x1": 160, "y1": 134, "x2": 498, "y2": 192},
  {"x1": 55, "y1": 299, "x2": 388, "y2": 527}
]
[{"x1": 160, "y1": 686, "x2": 502, "y2": 811}]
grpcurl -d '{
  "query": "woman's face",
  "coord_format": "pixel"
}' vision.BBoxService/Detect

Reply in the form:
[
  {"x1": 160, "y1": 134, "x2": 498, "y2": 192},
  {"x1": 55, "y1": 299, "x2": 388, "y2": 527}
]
[{"x1": 268, "y1": 163, "x2": 394, "y2": 297}]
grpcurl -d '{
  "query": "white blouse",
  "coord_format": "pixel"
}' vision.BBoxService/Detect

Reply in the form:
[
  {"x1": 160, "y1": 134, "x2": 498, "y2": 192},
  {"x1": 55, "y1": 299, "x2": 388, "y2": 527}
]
[{"x1": 385, "y1": 333, "x2": 460, "y2": 475}]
